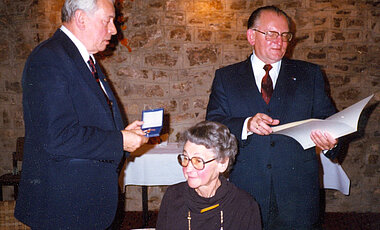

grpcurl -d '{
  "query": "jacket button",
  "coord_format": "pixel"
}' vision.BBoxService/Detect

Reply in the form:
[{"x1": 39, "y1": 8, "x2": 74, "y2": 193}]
[
  {"x1": 267, "y1": 164, "x2": 272, "y2": 169},
  {"x1": 270, "y1": 141, "x2": 275, "y2": 147}
]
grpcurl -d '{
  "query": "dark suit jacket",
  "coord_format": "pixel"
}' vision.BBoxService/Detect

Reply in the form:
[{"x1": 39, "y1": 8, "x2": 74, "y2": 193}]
[
  {"x1": 206, "y1": 56, "x2": 339, "y2": 227},
  {"x1": 15, "y1": 29, "x2": 125, "y2": 229}
]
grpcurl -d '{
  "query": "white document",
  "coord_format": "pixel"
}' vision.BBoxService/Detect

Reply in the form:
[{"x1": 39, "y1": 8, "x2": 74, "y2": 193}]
[
  {"x1": 271, "y1": 94, "x2": 374, "y2": 149},
  {"x1": 319, "y1": 153, "x2": 350, "y2": 195}
]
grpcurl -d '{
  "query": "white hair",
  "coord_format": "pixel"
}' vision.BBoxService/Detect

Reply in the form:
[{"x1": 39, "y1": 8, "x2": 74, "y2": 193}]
[{"x1": 61, "y1": 0, "x2": 115, "y2": 22}]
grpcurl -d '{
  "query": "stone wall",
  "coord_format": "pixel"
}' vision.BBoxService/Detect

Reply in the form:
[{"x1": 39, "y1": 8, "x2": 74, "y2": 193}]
[{"x1": 0, "y1": 0, "x2": 379, "y2": 212}]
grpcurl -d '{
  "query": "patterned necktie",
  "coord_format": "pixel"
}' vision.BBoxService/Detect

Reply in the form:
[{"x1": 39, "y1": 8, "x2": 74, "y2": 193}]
[
  {"x1": 88, "y1": 57, "x2": 113, "y2": 111},
  {"x1": 261, "y1": 64, "x2": 273, "y2": 104}
]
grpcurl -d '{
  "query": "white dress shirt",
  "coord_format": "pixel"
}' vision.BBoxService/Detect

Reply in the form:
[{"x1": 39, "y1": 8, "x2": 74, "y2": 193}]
[
  {"x1": 60, "y1": 25, "x2": 108, "y2": 96},
  {"x1": 242, "y1": 52, "x2": 281, "y2": 139}
]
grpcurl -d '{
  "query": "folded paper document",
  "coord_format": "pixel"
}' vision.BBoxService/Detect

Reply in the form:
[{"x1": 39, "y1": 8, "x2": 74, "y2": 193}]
[
  {"x1": 319, "y1": 152, "x2": 350, "y2": 195},
  {"x1": 272, "y1": 94, "x2": 374, "y2": 149}
]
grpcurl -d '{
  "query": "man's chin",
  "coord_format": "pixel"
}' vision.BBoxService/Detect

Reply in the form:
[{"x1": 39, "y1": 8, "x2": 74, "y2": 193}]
[
  {"x1": 101, "y1": 40, "x2": 112, "y2": 48},
  {"x1": 269, "y1": 53, "x2": 285, "y2": 62},
  {"x1": 97, "y1": 45, "x2": 108, "y2": 53}
]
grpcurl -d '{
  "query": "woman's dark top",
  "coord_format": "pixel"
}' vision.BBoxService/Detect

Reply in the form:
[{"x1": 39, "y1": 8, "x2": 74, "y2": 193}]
[{"x1": 156, "y1": 176, "x2": 262, "y2": 229}]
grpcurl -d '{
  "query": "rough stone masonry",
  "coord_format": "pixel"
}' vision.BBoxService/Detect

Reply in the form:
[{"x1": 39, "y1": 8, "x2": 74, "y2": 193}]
[{"x1": 0, "y1": 0, "x2": 378, "y2": 212}]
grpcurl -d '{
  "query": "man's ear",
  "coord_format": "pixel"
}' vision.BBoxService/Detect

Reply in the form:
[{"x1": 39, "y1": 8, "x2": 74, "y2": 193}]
[
  {"x1": 74, "y1": 10, "x2": 87, "y2": 30},
  {"x1": 247, "y1": 29, "x2": 255, "y2": 46}
]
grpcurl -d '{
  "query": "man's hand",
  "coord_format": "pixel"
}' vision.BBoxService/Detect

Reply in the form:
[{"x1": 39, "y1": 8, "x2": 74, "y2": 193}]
[
  {"x1": 310, "y1": 130, "x2": 337, "y2": 150},
  {"x1": 121, "y1": 120, "x2": 149, "y2": 152},
  {"x1": 248, "y1": 113, "x2": 280, "y2": 135},
  {"x1": 125, "y1": 120, "x2": 144, "y2": 131}
]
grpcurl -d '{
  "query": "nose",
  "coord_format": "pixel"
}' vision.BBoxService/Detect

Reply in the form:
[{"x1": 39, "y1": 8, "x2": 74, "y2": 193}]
[
  {"x1": 273, "y1": 35, "x2": 283, "y2": 45},
  {"x1": 184, "y1": 161, "x2": 196, "y2": 173},
  {"x1": 109, "y1": 20, "x2": 117, "y2": 35}
]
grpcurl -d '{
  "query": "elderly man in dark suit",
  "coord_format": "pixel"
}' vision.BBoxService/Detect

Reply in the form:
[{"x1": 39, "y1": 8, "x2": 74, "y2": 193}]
[
  {"x1": 206, "y1": 5, "x2": 340, "y2": 229},
  {"x1": 14, "y1": 0, "x2": 148, "y2": 229}
]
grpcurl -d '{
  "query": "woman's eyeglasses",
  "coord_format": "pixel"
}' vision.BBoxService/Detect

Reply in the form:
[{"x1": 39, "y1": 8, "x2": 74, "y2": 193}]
[
  {"x1": 252, "y1": 28, "x2": 293, "y2": 42},
  {"x1": 177, "y1": 154, "x2": 216, "y2": 170}
]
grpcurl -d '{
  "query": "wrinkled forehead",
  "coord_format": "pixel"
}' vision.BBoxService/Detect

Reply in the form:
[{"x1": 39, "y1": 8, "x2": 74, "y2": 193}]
[
  {"x1": 256, "y1": 10, "x2": 290, "y2": 30},
  {"x1": 183, "y1": 141, "x2": 215, "y2": 158}
]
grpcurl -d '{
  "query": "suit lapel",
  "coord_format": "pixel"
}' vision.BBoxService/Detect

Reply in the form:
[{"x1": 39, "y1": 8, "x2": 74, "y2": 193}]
[
  {"x1": 57, "y1": 30, "x2": 118, "y2": 124},
  {"x1": 236, "y1": 56, "x2": 267, "y2": 112},
  {"x1": 270, "y1": 58, "x2": 297, "y2": 119},
  {"x1": 95, "y1": 63, "x2": 124, "y2": 130},
  {"x1": 94, "y1": 63, "x2": 115, "y2": 102}
]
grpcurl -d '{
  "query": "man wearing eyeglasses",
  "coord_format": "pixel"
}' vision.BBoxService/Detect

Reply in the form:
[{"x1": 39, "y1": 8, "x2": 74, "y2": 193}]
[{"x1": 206, "y1": 5, "x2": 340, "y2": 230}]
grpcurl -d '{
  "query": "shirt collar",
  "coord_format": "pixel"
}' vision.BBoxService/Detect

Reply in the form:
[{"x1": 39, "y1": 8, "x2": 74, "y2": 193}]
[
  {"x1": 60, "y1": 25, "x2": 95, "y2": 64},
  {"x1": 250, "y1": 51, "x2": 282, "y2": 90}
]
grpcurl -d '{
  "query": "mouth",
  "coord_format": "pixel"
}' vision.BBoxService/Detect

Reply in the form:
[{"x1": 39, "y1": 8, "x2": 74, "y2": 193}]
[
  {"x1": 270, "y1": 46, "x2": 282, "y2": 50},
  {"x1": 270, "y1": 48, "x2": 284, "y2": 54},
  {"x1": 186, "y1": 174, "x2": 198, "y2": 179}
]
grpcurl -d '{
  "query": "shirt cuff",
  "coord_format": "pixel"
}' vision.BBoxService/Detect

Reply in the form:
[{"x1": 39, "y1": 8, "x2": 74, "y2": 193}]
[
  {"x1": 242, "y1": 117, "x2": 253, "y2": 140},
  {"x1": 322, "y1": 144, "x2": 338, "y2": 154}
]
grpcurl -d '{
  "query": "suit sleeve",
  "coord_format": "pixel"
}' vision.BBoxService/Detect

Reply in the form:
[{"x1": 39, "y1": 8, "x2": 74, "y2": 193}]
[
  {"x1": 22, "y1": 49, "x2": 123, "y2": 162},
  {"x1": 310, "y1": 65, "x2": 336, "y2": 119},
  {"x1": 310, "y1": 64, "x2": 342, "y2": 159},
  {"x1": 206, "y1": 69, "x2": 246, "y2": 143}
]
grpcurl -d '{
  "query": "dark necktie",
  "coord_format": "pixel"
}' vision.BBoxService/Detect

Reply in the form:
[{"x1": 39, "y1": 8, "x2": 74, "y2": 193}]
[
  {"x1": 88, "y1": 57, "x2": 113, "y2": 111},
  {"x1": 261, "y1": 64, "x2": 273, "y2": 104}
]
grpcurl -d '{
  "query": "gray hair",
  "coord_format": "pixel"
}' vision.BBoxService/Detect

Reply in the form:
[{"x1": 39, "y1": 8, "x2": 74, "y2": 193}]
[
  {"x1": 61, "y1": 0, "x2": 115, "y2": 22},
  {"x1": 181, "y1": 121, "x2": 238, "y2": 172}
]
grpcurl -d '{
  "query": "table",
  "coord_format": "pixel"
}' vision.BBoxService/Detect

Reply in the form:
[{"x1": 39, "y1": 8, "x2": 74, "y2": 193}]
[{"x1": 121, "y1": 143, "x2": 185, "y2": 227}]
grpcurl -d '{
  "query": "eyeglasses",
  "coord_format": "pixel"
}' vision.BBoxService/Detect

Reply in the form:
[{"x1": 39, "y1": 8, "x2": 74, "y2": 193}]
[
  {"x1": 177, "y1": 154, "x2": 216, "y2": 170},
  {"x1": 252, "y1": 29, "x2": 293, "y2": 42}
]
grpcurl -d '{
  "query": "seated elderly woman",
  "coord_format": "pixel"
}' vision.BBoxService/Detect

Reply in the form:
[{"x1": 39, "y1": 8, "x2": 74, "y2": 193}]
[{"x1": 156, "y1": 121, "x2": 261, "y2": 229}]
